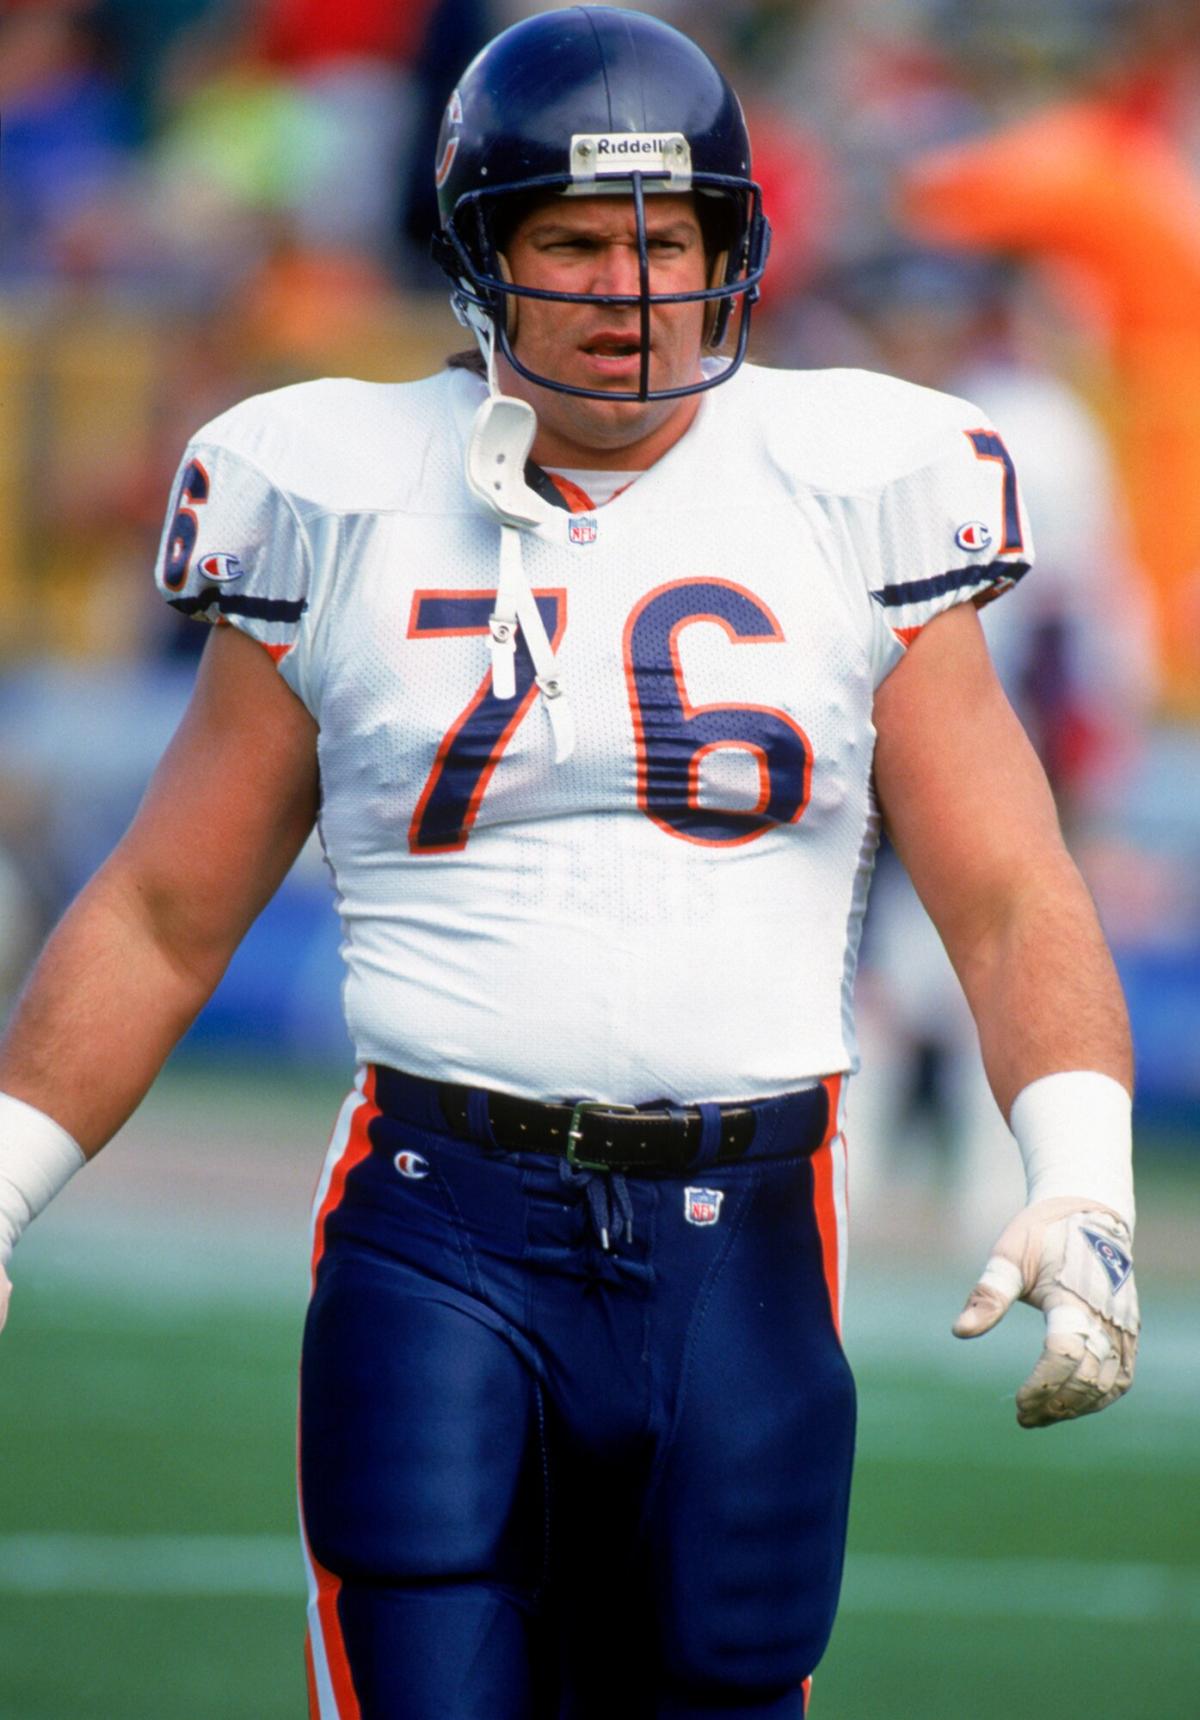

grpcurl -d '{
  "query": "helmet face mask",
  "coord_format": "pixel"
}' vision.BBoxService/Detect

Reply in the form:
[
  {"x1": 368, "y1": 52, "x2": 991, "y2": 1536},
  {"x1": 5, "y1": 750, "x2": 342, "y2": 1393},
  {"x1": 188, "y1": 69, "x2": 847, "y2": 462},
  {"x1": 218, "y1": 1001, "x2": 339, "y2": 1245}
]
[{"x1": 431, "y1": 7, "x2": 771, "y2": 404}]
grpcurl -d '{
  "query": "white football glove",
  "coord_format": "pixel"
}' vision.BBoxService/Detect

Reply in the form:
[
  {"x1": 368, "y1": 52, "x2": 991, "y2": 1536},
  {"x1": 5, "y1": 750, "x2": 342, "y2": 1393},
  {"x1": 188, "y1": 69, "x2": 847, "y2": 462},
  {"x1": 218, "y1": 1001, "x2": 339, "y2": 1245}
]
[{"x1": 954, "y1": 1195, "x2": 1139, "y2": 1428}]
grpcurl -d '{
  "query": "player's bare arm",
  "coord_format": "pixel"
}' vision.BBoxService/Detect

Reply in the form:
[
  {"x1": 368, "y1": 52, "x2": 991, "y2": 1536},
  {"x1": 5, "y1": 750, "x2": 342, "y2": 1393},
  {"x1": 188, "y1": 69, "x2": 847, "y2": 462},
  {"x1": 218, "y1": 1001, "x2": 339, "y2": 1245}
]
[
  {"x1": 0, "y1": 627, "x2": 318, "y2": 1325},
  {"x1": 873, "y1": 601, "x2": 1130, "y2": 1109},
  {"x1": 874, "y1": 600, "x2": 1139, "y2": 1426}
]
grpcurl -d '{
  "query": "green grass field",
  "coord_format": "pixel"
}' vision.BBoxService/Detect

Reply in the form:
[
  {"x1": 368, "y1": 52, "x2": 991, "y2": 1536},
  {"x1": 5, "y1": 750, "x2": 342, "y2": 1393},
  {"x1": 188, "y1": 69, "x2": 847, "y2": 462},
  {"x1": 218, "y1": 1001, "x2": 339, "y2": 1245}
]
[{"x1": 1, "y1": 1069, "x2": 1196, "y2": 1719}]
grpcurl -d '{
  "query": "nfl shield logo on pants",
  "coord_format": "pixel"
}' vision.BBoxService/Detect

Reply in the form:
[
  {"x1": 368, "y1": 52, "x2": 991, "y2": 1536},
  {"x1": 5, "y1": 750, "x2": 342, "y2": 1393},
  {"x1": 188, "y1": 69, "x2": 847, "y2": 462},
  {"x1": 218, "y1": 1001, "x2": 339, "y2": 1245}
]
[{"x1": 684, "y1": 1186, "x2": 723, "y2": 1226}]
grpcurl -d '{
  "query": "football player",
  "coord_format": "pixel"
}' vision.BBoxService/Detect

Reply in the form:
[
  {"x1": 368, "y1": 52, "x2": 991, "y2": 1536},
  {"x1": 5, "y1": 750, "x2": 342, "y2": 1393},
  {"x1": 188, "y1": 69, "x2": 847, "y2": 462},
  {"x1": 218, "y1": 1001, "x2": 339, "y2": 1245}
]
[{"x1": 0, "y1": 9, "x2": 1138, "y2": 1717}]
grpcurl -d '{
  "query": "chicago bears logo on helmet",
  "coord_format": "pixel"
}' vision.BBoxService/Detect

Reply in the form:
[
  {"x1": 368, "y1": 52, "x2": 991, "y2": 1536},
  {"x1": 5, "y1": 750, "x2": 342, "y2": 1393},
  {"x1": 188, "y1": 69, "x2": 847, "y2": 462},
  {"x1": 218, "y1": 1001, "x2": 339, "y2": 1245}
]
[{"x1": 434, "y1": 89, "x2": 463, "y2": 191}]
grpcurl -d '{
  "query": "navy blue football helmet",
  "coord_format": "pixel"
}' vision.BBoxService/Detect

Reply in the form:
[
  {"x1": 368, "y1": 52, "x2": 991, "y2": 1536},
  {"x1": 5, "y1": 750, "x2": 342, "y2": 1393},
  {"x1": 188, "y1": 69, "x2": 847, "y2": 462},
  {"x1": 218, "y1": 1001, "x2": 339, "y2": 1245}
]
[{"x1": 431, "y1": 6, "x2": 771, "y2": 402}]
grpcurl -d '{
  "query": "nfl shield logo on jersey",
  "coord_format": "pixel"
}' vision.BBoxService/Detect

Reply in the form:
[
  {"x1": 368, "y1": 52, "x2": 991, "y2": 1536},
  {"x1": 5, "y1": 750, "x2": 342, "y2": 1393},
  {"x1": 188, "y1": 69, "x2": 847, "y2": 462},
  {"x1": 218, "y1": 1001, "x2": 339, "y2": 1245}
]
[
  {"x1": 684, "y1": 1186, "x2": 723, "y2": 1227},
  {"x1": 568, "y1": 515, "x2": 598, "y2": 546},
  {"x1": 394, "y1": 1150, "x2": 430, "y2": 1180}
]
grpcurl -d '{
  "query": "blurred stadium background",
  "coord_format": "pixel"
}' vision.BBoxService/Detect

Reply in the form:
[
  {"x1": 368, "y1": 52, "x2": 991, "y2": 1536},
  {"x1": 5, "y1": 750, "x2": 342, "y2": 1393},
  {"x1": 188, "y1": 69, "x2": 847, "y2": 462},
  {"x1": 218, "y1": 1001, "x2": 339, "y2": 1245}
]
[{"x1": 1, "y1": 0, "x2": 1198, "y2": 1715}]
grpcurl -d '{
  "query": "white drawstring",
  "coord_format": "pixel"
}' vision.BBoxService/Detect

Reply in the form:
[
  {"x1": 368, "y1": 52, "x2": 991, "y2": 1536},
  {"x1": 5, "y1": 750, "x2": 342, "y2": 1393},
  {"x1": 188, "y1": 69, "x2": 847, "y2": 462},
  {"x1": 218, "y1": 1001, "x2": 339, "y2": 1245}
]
[
  {"x1": 464, "y1": 328, "x2": 575, "y2": 762},
  {"x1": 499, "y1": 525, "x2": 576, "y2": 761},
  {"x1": 491, "y1": 526, "x2": 520, "y2": 701}
]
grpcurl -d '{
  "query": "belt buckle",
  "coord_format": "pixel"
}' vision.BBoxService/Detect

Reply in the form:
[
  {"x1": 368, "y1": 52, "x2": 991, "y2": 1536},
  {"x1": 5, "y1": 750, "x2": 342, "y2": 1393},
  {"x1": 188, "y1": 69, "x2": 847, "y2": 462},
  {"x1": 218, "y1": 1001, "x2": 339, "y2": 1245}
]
[{"x1": 566, "y1": 1100, "x2": 639, "y2": 1171}]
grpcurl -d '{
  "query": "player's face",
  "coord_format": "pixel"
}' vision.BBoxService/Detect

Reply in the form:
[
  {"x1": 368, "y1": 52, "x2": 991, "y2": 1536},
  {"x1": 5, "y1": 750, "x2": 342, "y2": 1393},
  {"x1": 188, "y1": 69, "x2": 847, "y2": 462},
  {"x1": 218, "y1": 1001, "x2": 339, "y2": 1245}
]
[{"x1": 498, "y1": 193, "x2": 709, "y2": 466}]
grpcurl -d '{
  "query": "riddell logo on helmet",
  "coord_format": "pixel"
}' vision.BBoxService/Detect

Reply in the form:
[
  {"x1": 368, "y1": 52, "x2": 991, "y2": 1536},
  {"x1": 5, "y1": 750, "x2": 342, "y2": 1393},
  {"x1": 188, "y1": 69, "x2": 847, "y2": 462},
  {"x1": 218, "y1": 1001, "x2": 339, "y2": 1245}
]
[
  {"x1": 597, "y1": 137, "x2": 672, "y2": 156},
  {"x1": 571, "y1": 132, "x2": 692, "y2": 181}
]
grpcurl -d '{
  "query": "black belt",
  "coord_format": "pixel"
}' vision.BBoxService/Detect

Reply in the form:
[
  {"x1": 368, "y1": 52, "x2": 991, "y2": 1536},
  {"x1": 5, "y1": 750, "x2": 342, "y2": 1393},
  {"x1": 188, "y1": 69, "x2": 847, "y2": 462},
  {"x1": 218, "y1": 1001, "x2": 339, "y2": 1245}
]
[{"x1": 372, "y1": 1067, "x2": 837, "y2": 1175}]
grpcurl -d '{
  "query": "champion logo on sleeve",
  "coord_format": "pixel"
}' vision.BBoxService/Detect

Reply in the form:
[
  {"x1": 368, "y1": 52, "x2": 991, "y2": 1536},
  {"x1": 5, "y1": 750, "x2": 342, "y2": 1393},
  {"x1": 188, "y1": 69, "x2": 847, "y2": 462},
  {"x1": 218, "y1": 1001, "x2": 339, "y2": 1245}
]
[
  {"x1": 198, "y1": 552, "x2": 245, "y2": 583},
  {"x1": 954, "y1": 521, "x2": 992, "y2": 553}
]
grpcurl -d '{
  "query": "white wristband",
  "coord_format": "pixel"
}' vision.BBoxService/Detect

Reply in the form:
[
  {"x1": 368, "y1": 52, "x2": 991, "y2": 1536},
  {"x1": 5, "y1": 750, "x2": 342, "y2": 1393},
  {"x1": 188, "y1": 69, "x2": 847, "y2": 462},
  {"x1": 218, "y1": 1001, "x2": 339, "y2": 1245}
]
[
  {"x1": 0, "y1": 1093, "x2": 86, "y2": 1266},
  {"x1": 1009, "y1": 1071, "x2": 1134, "y2": 1231}
]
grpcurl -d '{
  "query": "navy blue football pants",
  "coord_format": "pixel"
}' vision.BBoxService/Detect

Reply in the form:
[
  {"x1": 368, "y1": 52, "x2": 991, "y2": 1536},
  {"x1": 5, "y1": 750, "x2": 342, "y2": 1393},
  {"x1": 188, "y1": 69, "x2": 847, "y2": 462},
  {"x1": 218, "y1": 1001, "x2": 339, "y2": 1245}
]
[{"x1": 299, "y1": 1069, "x2": 855, "y2": 1719}]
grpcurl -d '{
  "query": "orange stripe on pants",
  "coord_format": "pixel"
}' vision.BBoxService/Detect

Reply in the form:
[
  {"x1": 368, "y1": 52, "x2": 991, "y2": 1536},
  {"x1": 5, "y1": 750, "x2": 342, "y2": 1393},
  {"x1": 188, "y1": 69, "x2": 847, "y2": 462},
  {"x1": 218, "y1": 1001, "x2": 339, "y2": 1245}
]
[
  {"x1": 302, "y1": 1072, "x2": 380, "y2": 1716},
  {"x1": 811, "y1": 1074, "x2": 844, "y2": 1339},
  {"x1": 310, "y1": 1068, "x2": 379, "y2": 1288},
  {"x1": 305, "y1": 1541, "x2": 362, "y2": 1720}
]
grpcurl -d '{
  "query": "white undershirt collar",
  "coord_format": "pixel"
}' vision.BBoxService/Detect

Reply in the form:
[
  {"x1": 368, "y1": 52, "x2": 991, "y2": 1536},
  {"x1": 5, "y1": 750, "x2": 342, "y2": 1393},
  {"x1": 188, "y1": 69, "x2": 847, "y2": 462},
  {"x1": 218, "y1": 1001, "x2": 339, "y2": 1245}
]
[{"x1": 544, "y1": 467, "x2": 646, "y2": 508}]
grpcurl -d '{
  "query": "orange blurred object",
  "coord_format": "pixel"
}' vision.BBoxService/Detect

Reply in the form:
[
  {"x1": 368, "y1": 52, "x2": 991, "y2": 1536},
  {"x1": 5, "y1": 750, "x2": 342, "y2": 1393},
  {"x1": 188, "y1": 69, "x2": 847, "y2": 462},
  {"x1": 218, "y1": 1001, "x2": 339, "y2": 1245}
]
[
  {"x1": 231, "y1": 240, "x2": 392, "y2": 365},
  {"x1": 901, "y1": 99, "x2": 1200, "y2": 711}
]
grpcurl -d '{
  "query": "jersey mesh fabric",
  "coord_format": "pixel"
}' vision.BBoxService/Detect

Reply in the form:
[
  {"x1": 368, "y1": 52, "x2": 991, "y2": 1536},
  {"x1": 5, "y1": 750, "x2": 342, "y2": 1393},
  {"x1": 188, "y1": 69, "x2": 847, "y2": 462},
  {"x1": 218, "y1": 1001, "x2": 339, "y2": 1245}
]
[{"x1": 154, "y1": 364, "x2": 1030, "y2": 1103}]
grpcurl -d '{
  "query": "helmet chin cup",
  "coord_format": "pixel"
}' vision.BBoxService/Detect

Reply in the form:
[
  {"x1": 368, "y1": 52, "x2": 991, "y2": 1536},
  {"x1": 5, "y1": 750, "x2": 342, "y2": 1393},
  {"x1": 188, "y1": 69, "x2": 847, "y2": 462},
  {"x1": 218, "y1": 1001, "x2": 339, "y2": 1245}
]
[{"x1": 465, "y1": 393, "x2": 555, "y2": 529}]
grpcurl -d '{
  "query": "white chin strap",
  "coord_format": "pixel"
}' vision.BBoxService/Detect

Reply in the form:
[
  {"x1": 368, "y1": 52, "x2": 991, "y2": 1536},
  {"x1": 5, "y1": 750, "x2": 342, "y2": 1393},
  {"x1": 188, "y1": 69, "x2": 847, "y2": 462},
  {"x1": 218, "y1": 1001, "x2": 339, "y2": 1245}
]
[{"x1": 464, "y1": 328, "x2": 575, "y2": 764}]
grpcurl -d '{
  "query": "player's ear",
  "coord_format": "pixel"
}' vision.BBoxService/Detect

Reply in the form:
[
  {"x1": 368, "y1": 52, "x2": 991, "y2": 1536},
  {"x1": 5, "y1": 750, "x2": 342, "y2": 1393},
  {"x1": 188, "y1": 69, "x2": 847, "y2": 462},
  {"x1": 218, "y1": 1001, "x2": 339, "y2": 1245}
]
[
  {"x1": 496, "y1": 253, "x2": 519, "y2": 342},
  {"x1": 703, "y1": 250, "x2": 728, "y2": 347}
]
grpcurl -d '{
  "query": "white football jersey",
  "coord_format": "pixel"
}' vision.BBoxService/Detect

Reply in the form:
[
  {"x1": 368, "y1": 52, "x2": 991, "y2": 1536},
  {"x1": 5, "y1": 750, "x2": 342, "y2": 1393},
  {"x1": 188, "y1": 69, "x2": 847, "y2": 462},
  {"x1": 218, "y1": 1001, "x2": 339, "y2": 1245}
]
[{"x1": 156, "y1": 363, "x2": 1031, "y2": 1103}]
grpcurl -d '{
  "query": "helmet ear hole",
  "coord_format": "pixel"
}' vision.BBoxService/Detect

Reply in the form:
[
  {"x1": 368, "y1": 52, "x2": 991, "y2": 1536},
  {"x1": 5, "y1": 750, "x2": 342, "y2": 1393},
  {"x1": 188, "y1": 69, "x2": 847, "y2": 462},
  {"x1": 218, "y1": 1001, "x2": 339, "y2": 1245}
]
[
  {"x1": 704, "y1": 251, "x2": 729, "y2": 347},
  {"x1": 496, "y1": 252, "x2": 519, "y2": 342}
]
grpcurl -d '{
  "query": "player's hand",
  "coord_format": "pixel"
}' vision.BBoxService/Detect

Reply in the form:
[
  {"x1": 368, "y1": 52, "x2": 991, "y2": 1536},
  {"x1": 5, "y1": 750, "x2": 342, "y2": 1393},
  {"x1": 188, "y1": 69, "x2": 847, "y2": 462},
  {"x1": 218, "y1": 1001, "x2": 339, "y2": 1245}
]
[
  {"x1": 0, "y1": 1260, "x2": 11, "y2": 1335},
  {"x1": 953, "y1": 1195, "x2": 1139, "y2": 1428}
]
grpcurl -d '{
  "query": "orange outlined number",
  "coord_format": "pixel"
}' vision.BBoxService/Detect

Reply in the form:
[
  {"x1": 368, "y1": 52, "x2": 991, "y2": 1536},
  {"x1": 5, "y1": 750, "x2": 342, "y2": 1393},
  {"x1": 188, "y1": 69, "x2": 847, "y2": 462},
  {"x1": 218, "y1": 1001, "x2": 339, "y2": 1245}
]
[
  {"x1": 407, "y1": 588, "x2": 567, "y2": 853},
  {"x1": 965, "y1": 429, "x2": 1023, "y2": 553},
  {"x1": 162, "y1": 459, "x2": 210, "y2": 591},
  {"x1": 623, "y1": 578, "x2": 812, "y2": 847}
]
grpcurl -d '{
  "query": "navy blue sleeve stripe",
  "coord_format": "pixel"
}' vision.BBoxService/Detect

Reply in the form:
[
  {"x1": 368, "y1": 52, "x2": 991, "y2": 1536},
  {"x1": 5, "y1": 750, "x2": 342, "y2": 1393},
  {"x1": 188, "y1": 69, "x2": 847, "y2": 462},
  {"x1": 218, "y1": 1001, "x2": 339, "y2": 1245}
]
[
  {"x1": 870, "y1": 558, "x2": 1029, "y2": 610},
  {"x1": 167, "y1": 592, "x2": 308, "y2": 622}
]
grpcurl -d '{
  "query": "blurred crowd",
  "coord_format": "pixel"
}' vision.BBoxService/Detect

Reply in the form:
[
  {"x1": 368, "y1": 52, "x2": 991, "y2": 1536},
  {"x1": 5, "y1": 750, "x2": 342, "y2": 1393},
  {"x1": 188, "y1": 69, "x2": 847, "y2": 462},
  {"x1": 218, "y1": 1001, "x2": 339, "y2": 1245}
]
[
  {"x1": 2, "y1": 0, "x2": 1199, "y2": 1143},
  {"x1": 3, "y1": 0, "x2": 1200, "y2": 671}
]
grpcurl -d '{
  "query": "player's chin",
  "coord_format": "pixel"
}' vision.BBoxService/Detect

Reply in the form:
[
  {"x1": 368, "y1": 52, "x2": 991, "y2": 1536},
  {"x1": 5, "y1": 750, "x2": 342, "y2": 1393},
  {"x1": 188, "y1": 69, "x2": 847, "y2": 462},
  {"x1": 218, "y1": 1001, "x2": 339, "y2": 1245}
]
[
  {"x1": 560, "y1": 389, "x2": 673, "y2": 448},
  {"x1": 564, "y1": 345, "x2": 696, "y2": 401},
  {"x1": 570, "y1": 370, "x2": 695, "y2": 430}
]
